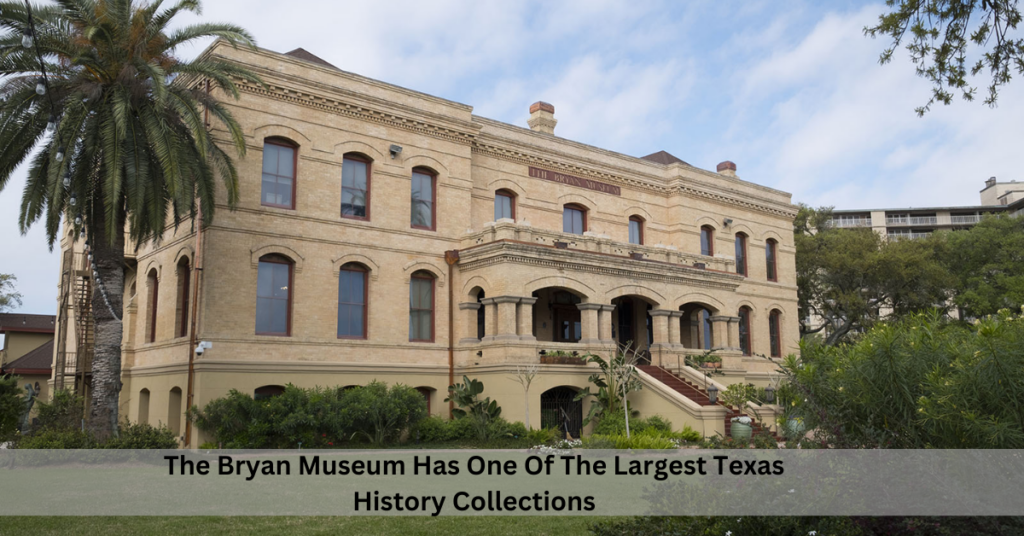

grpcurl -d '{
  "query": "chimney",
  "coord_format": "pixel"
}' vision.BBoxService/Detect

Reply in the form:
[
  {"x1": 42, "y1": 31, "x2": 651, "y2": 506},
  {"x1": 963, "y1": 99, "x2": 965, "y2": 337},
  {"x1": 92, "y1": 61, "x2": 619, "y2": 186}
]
[
  {"x1": 985, "y1": 176, "x2": 997, "y2": 188},
  {"x1": 528, "y1": 101, "x2": 557, "y2": 135},
  {"x1": 717, "y1": 160, "x2": 737, "y2": 178}
]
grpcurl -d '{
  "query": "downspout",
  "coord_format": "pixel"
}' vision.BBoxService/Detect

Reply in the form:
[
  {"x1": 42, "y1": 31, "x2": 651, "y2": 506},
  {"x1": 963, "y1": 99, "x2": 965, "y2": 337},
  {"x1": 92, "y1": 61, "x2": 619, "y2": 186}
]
[{"x1": 444, "y1": 250, "x2": 460, "y2": 419}]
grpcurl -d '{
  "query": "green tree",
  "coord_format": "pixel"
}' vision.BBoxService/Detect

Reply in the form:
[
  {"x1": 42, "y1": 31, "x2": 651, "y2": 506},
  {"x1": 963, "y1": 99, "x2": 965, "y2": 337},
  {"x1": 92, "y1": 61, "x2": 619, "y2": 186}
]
[
  {"x1": 0, "y1": 273, "x2": 22, "y2": 312},
  {"x1": 796, "y1": 205, "x2": 951, "y2": 344},
  {"x1": 0, "y1": 374, "x2": 24, "y2": 441},
  {"x1": 936, "y1": 214, "x2": 1024, "y2": 318},
  {"x1": 866, "y1": 0, "x2": 1024, "y2": 115},
  {"x1": 0, "y1": 1, "x2": 261, "y2": 439}
]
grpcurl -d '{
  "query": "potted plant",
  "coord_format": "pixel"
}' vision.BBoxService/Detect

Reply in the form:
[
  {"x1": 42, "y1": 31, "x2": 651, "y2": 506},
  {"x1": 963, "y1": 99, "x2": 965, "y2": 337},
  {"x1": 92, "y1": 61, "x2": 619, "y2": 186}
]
[
  {"x1": 700, "y1": 354, "x2": 722, "y2": 369},
  {"x1": 730, "y1": 415, "x2": 753, "y2": 441},
  {"x1": 782, "y1": 415, "x2": 806, "y2": 439}
]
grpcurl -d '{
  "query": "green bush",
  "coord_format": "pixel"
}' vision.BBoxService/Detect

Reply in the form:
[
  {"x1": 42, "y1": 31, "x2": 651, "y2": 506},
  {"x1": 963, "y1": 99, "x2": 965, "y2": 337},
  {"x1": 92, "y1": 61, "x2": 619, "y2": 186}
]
[
  {"x1": 526, "y1": 427, "x2": 560, "y2": 445},
  {"x1": 0, "y1": 374, "x2": 22, "y2": 441},
  {"x1": 416, "y1": 415, "x2": 475, "y2": 443},
  {"x1": 14, "y1": 428, "x2": 96, "y2": 449},
  {"x1": 341, "y1": 381, "x2": 426, "y2": 446},
  {"x1": 445, "y1": 376, "x2": 502, "y2": 440},
  {"x1": 105, "y1": 422, "x2": 179, "y2": 449},
  {"x1": 592, "y1": 413, "x2": 700, "y2": 442},
  {"x1": 34, "y1": 389, "x2": 84, "y2": 431},
  {"x1": 588, "y1": 433, "x2": 678, "y2": 449}
]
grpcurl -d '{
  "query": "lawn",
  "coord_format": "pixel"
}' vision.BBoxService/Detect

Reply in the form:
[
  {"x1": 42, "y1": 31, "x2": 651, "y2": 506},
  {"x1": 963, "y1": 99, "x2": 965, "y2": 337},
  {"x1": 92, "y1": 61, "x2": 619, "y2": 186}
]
[{"x1": 0, "y1": 516, "x2": 617, "y2": 535}]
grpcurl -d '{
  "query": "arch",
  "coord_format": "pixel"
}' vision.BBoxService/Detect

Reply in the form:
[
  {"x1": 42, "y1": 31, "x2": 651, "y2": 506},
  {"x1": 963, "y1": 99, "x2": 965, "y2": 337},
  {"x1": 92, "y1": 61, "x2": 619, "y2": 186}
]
[
  {"x1": 332, "y1": 253, "x2": 379, "y2": 281},
  {"x1": 172, "y1": 245, "x2": 194, "y2": 267},
  {"x1": 735, "y1": 299, "x2": 758, "y2": 317},
  {"x1": 623, "y1": 205, "x2": 653, "y2": 222},
  {"x1": 494, "y1": 188, "x2": 517, "y2": 221},
  {"x1": 174, "y1": 256, "x2": 192, "y2": 338},
  {"x1": 145, "y1": 268, "x2": 159, "y2": 344},
  {"x1": 402, "y1": 260, "x2": 446, "y2": 286},
  {"x1": 768, "y1": 308, "x2": 784, "y2": 358},
  {"x1": 486, "y1": 178, "x2": 527, "y2": 198},
  {"x1": 415, "y1": 386, "x2": 436, "y2": 414},
  {"x1": 606, "y1": 284, "x2": 665, "y2": 306},
  {"x1": 694, "y1": 215, "x2": 720, "y2": 229},
  {"x1": 333, "y1": 140, "x2": 385, "y2": 162},
  {"x1": 255, "y1": 385, "x2": 286, "y2": 400},
  {"x1": 759, "y1": 229, "x2": 785, "y2": 244},
  {"x1": 540, "y1": 386, "x2": 583, "y2": 438},
  {"x1": 557, "y1": 193, "x2": 596, "y2": 212},
  {"x1": 461, "y1": 275, "x2": 492, "y2": 297},
  {"x1": 250, "y1": 244, "x2": 304, "y2": 272},
  {"x1": 168, "y1": 387, "x2": 182, "y2": 437},
  {"x1": 404, "y1": 154, "x2": 450, "y2": 179},
  {"x1": 730, "y1": 222, "x2": 755, "y2": 238},
  {"x1": 142, "y1": 260, "x2": 162, "y2": 281},
  {"x1": 523, "y1": 275, "x2": 594, "y2": 299},
  {"x1": 137, "y1": 388, "x2": 150, "y2": 425},
  {"x1": 252, "y1": 124, "x2": 310, "y2": 146},
  {"x1": 672, "y1": 292, "x2": 725, "y2": 312}
]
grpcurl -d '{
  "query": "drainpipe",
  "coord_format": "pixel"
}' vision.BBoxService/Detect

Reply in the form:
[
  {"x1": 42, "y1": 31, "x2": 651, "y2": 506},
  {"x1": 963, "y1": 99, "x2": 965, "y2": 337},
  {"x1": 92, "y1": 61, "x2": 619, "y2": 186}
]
[{"x1": 444, "y1": 250, "x2": 460, "y2": 419}]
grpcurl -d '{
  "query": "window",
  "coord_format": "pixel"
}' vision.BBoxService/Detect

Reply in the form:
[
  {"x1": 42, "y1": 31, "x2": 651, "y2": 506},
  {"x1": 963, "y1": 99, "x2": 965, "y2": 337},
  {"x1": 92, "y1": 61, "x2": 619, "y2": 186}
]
[
  {"x1": 629, "y1": 216, "x2": 644, "y2": 245},
  {"x1": 146, "y1": 269, "x2": 158, "y2": 343},
  {"x1": 476, "y1": 290, "x2": 486, "y2": 339},
  {"x1": 341, "y1": 154, "x2": 370, "y2": 219},
  {"x1": 700, "y1": 226, "x2": 714, "y2": 256},
  {"x1": 738, "y1": 306, "x2": 752, "y2": 356},
  {"x1": 494, "y1": 190, "x2": 515, "y2": 221},
  {"x1": 416, "y1": 387, "x2": 433, "y2": 414},
  {"x1": 175, "y1": 258, "x2": 190, "y2": 338},
  {"x1": 261, "y1": 139, "x2": 296, "y2": 209},
  {"x1": 769, "y1": 309, "x2": 782, "y2": 358},
  {"x1": 701, "y1": 309, "x2": 713, "y2": 350},
  {"x1": 256, "y1": 255, "x2": 292, "y2": 336},
  {"x1": 552, "y1": 291, "x2": 582, "y2": 343},
  {"x1": 409, "y1": 272, "x2": 435, "y2": 342},
  {"x1": 563, "y1": 204, "x2": 586, "y2": 235},
  {"x1": 255, "y1": 385, "x2": 286, "y2": 400},
  {"x1": 337, "y1": 264, "x2": 367, "y2": 339},
  {"x1": 766, "y1": 239, "x2": 778, "y2": 281},
  {"x1": 735, "y1": 233, "x2": 747, "y2": 276},
  {"x1": 138, "y1": 389, "x2": 150, "y2": 425},
  {"x1": 411, "y1": 168, "x2": 436, "y2": 230},
  {"x1": 168, "y1": 387, "x2": 182, "y2": 436}
]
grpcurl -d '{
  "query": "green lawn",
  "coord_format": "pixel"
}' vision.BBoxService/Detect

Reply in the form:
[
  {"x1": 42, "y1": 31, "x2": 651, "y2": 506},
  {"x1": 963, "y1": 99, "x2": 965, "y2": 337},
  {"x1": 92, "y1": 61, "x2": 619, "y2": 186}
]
[{"x1": 0, "y1": 516, "x2": 618, "y2": 535}]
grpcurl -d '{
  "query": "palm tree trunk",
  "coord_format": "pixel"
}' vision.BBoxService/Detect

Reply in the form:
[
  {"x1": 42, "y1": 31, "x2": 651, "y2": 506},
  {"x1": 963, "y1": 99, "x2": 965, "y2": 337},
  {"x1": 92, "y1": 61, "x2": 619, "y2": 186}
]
[{"x1": 87, "y1": 217, "x2": 125, "y2": 441}]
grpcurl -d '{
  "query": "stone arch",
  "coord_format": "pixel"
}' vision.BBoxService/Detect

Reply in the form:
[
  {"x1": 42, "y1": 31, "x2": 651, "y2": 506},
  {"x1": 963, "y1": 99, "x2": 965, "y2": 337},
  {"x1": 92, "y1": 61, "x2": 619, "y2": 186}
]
[
  {"x1": 623, "y1": 205, "x2": 653, "y2": 222},
  {"x1": 404, "y1": 155, "x2": 450, "y2": 180},
  {"x1": 461, "y1": 275, "x2": 493, "y2": 298},
  {"x1": 253, "y1": 124, "x2": 310, "y2": 147},
  {"x1": 759, "y1": 229, "x2": 785, "y2": 244},
  {"x1": 694, "y1": 215, "x2": 720, "y2": 229},
  {"x1": 402, "y1": 260, "x2": 446, "y2": 286},
  {"x1": 735, "y1": 299, "x2": 758, "y2": 318},
  {"x1": 557, "y1": 193, "x2": 597, "y2": 212},
  {"x1": 605, "y1": 284, "x2": 665, "y2": 306},
  {"x1": 142, "y1": 260, "x2": 162, "y2": 281},
  {"x1": 486, "y1": 178, "x2": 527, "y2": 199},
  {"x1": 250, "y1": 244, "x2": 305, "y2": 272},
  {"x1": 332, "y1": 253, "x2": 379, "y2": 281},
  {"x1": 523, "y1": 275, "x2": 594, "y2": 300},
  {"x1": 730, "y1": 223, "x2": 755, "y2": 238},
  {"x1": 333, "y1": 140, "x2": 386, "y2": 162},
  {"x1": 172, "y1": 246, "x2": 194, "y2": 267},
  {"x1": 672, "y1": 292, "x2": 724, "y2": 312}
]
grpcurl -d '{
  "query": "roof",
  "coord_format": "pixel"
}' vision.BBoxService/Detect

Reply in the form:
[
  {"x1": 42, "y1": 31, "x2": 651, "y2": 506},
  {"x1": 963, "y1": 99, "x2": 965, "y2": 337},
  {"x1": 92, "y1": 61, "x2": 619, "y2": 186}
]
[
  {"x1": 284, "y1": 48, "x2": 339, "y2": 70},
  {"x1": 3, "y1": 339, "x2": 52, "y2": 374},
  {"x1": 0, "y1": 313, "x2": 56, "y2": 334},
  {"x1": 640, "y1": 150, "x2": 689, "y2": 166}
]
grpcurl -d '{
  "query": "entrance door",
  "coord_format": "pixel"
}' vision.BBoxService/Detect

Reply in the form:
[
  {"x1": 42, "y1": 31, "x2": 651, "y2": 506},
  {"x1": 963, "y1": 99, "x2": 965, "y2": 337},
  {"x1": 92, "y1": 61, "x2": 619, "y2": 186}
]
[{"x1": 541, "y1": 387, "x2": 583, "y2": 438}]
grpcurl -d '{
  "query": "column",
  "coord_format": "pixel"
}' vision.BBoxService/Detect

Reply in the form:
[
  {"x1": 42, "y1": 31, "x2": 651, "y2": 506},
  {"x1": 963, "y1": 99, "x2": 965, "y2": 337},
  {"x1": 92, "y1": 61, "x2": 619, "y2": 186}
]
[
  {"x1": 668, "y1": 311, "x2": 682, "y2": 347},
  {"x1": 577, "y1": 303, "x2": 602, "y2": 345},
  {"x1": 728, "y1": 316, "x2": 741, "y2": 351},
  {"x1": 710, "y1": 315, "x2": 731, "y2": 350},
  {"x1": 649, "y1": 310, "x2": 672, "y2": 348},
  {"x1": 599, "y1": 304, "x2": 616, "y2": 344},
  {"x1": 494, "y1": 296, "x2": 521, "y2": 341},
  {"x1": 480, "y1": 298, "x2": 497, "y2": 342},
  {"x1": 689, "y1": 319, "x2": 701, "y2": 349},
  {"x1": 457, "y1": 302, "x2": 481, "y2": 344},
  {"x1": 518, "y1": 297, "x2": 538, "y2": 341}
]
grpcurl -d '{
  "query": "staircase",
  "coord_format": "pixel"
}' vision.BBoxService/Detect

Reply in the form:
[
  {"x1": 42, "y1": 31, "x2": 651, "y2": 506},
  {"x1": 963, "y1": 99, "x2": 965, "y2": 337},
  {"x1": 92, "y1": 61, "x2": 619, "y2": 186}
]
[
  {"x1": 71, "y1": 252, "x2": 94, "y2": 403},
  {"x1": 638, "y1": 365, "x2": 777, "y2": 440}
]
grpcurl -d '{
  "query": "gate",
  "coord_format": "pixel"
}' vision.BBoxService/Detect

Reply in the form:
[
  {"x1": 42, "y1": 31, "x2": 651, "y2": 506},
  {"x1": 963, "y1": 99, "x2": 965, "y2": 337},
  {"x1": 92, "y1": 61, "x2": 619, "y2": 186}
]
[{"x1": 540, "y1": 386, "x2": 583, "y2": 438}]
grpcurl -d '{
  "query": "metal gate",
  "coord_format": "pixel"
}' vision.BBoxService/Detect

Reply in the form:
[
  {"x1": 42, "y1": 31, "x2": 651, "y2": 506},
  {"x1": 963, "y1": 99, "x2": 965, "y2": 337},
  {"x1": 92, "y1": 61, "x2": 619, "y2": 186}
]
[{"x1": 540, "y1": 387, "x2": 583, "y2": 438}]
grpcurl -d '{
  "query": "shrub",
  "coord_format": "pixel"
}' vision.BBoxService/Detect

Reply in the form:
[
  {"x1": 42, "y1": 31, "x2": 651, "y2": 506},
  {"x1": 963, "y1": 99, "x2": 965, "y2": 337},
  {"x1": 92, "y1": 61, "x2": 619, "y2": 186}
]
[
  {"x1": 526, "y1": 427, "x2": 560, "y2": 446},
  {"x1": 589, "y1": 433, "x2": 678, "y2": 450},
  {"x1": 0, "y1": 374, "x2": 22, "y2": 441},
  {"x1": 445, "y1": 376, "x2": 502, "y2": 440},
  {"x1": 416, "y1": 415, "x2": 474, "y2": 443},
  {"x1": 341, "y1": 382, "x2": 426, "y2": 446},
  {"x1": 14, "y1": 428, "x2": 96, "y2": 449},
  {"x1": 34, "y1": 389, "x2": 84, "y2": 431},
  {"x1": 592, "y1": 413, "x2": 700, "y2": 442},
  {"x1": 106, "y1": 422, "x2": 179, "y2": 449}
]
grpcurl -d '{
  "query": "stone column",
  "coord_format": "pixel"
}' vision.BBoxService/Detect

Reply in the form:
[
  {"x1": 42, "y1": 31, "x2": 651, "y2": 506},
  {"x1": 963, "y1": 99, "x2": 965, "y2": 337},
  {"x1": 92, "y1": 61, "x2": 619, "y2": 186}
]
[
  {"x1": 649, "y1": 310, "x2": 672, "y2": 348},
  {"x1": 689, "y1": 319, "x2": 701, "y2": 349},
  {"x1": 598, "y1": 304, "x2": 616, "y2": 344},
  {"x1": 728, "y1": 316, "x2": 741, "y2": 351},
  {"x1": 668, "y1": 311, "x2": 682, "y2": 347},
  {"x1": 577, "y1": 303, "x2": 602, "y2": 345},
  {"x1": 480, "y1": 298, "x2": 497, "y2": 342},
  {"x1": 710, "y1": 315, "x2": 731, "y2": 350},
  {"x1": 518, "y1": 297, "x2": 538, "y2": 341},
  {"x1": 457, "y1": 302, "x2": 481, "y2": 344},
  {"x1": 494, "y1": 296, "x2": 521, "y2": 341}
]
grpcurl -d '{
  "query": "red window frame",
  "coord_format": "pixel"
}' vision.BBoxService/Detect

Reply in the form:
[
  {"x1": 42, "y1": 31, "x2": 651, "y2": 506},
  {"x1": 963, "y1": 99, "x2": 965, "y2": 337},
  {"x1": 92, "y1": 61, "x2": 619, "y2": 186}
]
[
  {"x1": 739, "y1": 306, "x2": 752, "y2": 356},
  {"x1": 409, "y1": 273, "x2": 435, "y2": 342},
  {"x1": 341, "y1": 153, "x2": 371, "y2": 221},
  {"x1": 629, "y1": 216, "x2": 644, "y2": 245},
  {"x1": 411, "y1": 168, "x2": 437, "y2": 231},
  {"x1": 256, "y1": 256, "x2": 293, "y2": 337},
  {"x1": 260, "y1": 138, "x2": 298, "y2": 210},
  {"x1": 769, "y1": 309, "x2": 782, "y2": 358},
  {"x1": 147, "y1": 270, "x2": 158, "y2": 343},
  {"x1": 735, "y1": 233, "x2": 748, "y2": 277},
  {"x1": 766, "y1": 239, "x2": 778, "y2": 282},
  {"x1": 563, "y1": 204, "x2": 587, "y2": 235},
  {"x1": 701, "y1": 225, "x2": 715, "y2": 256},
  {"x1": 337, "y1": 264, "x2": 368, "y2": 339},
  {"x1": 178, "y1": 259, "x2": 190, "y2": 338},
  {"x1": 495, "y1": 189, "x2": 516, "y2": 221}
]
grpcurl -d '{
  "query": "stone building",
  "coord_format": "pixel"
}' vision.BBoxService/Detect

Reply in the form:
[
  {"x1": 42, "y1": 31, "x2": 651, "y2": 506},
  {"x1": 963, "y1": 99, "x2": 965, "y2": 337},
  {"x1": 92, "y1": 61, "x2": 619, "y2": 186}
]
[{"x1": 52, "y1": 42, "x2": 799, "y2": 445}]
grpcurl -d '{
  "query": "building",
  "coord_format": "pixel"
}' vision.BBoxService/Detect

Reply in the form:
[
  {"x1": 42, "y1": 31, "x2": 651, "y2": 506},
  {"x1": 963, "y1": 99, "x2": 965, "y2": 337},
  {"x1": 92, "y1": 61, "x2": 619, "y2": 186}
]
[
  {"x1": 52, "y1": 42, "x2": 799, "y2": 445},
  {"x1": 830, "y1": 177, "x2": 1024, "y2": 239},
  {"x1": 1, "y1": 313, "x2": 55, "y2": 403}
]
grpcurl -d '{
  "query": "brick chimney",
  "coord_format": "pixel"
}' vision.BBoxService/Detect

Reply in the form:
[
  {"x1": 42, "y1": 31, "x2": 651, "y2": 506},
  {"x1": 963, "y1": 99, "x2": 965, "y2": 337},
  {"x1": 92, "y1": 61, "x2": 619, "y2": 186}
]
[
  {"x1": 717, "y1": 160, "x2": 737, "y2": 178},
  {"x1": 528, "y1": 101, "x2": 557, "y2": 135}
]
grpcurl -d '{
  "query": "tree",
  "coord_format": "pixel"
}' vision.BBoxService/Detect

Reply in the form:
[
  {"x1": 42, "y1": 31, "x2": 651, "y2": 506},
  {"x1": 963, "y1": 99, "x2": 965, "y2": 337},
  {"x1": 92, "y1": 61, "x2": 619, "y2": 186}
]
[
  {"x1": 575, "y1": 343, "x2": 643, "y2": 436},
  {"x1": 796, "y1": 205, "x2": 952, "y2": 344},
  {"x1": 0, "y1": 1, "x2": 261, "y2": 439},
  {"x1": 509, "y1": 364, "x2": 538, "y2": 430},
  {"x1": 0, "y1": 273, "x2": 21, "y2": 312},
  {"x1": 936, "y1": 214, "x2": 1024, "y2": 318},
  {"x1": 866, "y1": 0, "x2": 1024, "y2": 115}
]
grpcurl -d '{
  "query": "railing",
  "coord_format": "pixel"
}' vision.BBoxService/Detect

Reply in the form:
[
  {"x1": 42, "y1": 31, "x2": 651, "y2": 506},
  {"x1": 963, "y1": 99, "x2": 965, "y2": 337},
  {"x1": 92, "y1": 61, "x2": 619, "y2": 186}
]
[
  {"x1": 888, "y1": 230, "x2": 932, "y2": 240},
  {"x1": 886, "y1": 215, "x2": 937, "y2": 226},
  {"x1": 830, "y1": 217, "x2": 871, "y2": 228},
  {"x1": 950, "y1": 215, "x2": 981, "y2": 225}
]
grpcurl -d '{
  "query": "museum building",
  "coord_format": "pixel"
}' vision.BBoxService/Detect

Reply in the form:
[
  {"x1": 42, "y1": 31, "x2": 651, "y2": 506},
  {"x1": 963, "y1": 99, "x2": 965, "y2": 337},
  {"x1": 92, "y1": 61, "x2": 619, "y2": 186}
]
[{"x1": 52, "y1": 42, "x2": 800, "y2": 446}]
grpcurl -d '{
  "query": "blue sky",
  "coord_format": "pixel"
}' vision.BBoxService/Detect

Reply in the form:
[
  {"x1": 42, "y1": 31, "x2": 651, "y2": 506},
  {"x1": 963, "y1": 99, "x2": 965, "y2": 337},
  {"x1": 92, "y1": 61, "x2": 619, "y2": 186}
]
[{"x1": 2, "y1": 0, "x2": 1022, "y2": 319}]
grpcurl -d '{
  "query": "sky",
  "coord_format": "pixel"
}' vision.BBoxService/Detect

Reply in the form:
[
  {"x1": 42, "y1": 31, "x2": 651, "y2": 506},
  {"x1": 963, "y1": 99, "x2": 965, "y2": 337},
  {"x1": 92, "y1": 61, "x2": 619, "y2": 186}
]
[{"x1": 1, "y1": 0, "x2": 1022, "y2": 319}]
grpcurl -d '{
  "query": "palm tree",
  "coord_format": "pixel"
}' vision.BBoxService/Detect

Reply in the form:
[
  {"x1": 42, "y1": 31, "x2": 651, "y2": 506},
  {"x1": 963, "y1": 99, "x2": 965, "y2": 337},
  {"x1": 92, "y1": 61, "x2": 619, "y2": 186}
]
[{"x1": 0, "y1": 0, "x2": 261, "y2": 439}]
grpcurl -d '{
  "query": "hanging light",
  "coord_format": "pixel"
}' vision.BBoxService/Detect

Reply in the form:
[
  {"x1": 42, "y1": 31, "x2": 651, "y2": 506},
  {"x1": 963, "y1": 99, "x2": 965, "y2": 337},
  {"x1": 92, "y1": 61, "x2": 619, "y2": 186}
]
[
  {"x1": 46, "y1": 115, "x2": 56, "y2": 132},
  {"x1": 707, "y1": 384, "x2": 719, "y2": 405},
  {"x1": 764, "y1": 385, "x2": 776, "y2": 404},
  {"x1": 35, "y1": 78, "x2": 46, "y2": 96},
  {"x1": 56, "y1": 146, "x2": 65, "y2": 162},
  {"x1": 69, "y1": 196, "x2": 76, "y2": 206},
  {"x1": 63, "y1": 172, "x2": 70, "y2": 188},
  {"x1": 22, "y1": 29, "x2": 33, "y2": 49},
  {"x1": 74, "y1": 215, "x2": 82, "y2": 226}
]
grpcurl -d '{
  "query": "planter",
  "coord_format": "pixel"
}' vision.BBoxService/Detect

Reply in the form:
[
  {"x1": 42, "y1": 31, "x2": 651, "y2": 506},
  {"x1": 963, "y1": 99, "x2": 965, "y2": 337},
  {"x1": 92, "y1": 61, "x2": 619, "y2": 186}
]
[
  {"x1": 784, "y1": 418, "x2": 806, "y2": 439},
  {"x1": 540, "y1": 355, "x2": 586, "y2": 365},
  {"x1": 730, "y1": 420, "x2": 753, "y2": 442}
]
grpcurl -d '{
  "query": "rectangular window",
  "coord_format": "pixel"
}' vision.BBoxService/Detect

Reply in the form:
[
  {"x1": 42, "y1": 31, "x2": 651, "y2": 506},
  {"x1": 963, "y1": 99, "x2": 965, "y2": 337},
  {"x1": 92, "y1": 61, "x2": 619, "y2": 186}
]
[
  {"x1": 701, "y1": 227, "x2": 714, "y2": 256},
  {"x1": 629, "y1": 219, "x2": 643, "y2": 245},
  {"x1": 739, "y1": 308, "x2": 751, "y2": 356},
  {"x1": 735, "y1": 234, "x2": 747, "y2": 276},
  {"x1": 409, "y1": 276, "x2": 434, "y2": 341},
  {"x1": 494, "y1": 193, "x2": 514, "y2": 220},
  {"x1": 411, "y1": 171, "x2": 435, "y2": 230},
  {"x1": 256, "y1": 260, "x2": 291, "y2": 335},
  {"x1": 766, "y1": 240, "x2": 778, "y2": 281},
  {"x1": 563, "y1": 206, "x2": 585, "y2": 235},
  {"x1": 261, "y1": 142, "x2": 295, "y2": 209},
  {"x1": 337, "y1": 268, "x2": 367, "y2": 338},
  {"x1": 769, "y1": 311, "x2": 781, "y2": 358},
  {"x1": 341, "y1": 157, "x2": 369, "y2": 219}
]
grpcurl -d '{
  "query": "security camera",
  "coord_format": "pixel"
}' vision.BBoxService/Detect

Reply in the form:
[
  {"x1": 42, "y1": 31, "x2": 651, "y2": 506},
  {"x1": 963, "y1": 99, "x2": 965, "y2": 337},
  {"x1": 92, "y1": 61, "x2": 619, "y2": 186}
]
[
  {"x1": 389, "y1": 144, "x2": 403, "y2": 158},
  {"x1": 194, "y1": 345, "x2": 204, "y2": 356},
  {"x1": 194, "y1": 340, "x2": 212, "y2": 356}
]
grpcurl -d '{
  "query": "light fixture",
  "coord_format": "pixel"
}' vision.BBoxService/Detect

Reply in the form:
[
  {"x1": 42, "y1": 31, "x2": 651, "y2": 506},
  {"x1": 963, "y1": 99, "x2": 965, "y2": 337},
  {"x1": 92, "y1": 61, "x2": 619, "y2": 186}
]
[
  {"x1": 35, "y1": 78, "x2": 46, "y2": 95},
  {"x1": 46, "y1": 115, "x2": 56, "y2": 132},
  {"x1": 56, "y1": 146, "x2": 65, "y2": 162},
  {"x1": 63, "y1": 173, "x2": 70, "y2": 188},
  {"x1": 74, "y1": 215, "x2": 81, "y2": 226},
  {"x1": 389, "y1": 144, "x2": 402, "y2": 158},
  {"x1": 707, "y1": 384, "x2": 719, "y2": 405},
  {"x1": 723, "y1": 218, "x2": 733, "y2": 227},
  {"x1": 22, "y1": 29, "x2": 33, "y2": 49},
  {"x1": 69, "y1": 196, "x2": 76, "y2": 206},
  {"x1": 764, "y1": 385, "x2": 776, "y2": 403}
]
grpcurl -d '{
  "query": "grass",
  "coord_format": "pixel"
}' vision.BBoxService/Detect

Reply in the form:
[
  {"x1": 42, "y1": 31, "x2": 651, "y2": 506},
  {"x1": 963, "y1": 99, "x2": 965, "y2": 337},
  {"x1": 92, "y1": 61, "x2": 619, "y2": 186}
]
[{"x1": 0, "y1": 516, "x2": 618, "y2": 535}]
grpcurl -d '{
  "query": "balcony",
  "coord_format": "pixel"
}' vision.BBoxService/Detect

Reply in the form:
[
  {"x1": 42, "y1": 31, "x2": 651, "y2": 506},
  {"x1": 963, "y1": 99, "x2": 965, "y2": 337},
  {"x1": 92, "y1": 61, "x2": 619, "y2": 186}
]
[
  {"x1": 830, "y1": 217, "x2": 871, "y2": 228},
  {"x1": 886, "y1": 215, "x2": 937, "y2": 226},
  {"x1": 950, "y1": 215, "x2": 981, "y2": 225},
  {"x1": 888, "y1": 230, "x2": 932, "y2": 240}
]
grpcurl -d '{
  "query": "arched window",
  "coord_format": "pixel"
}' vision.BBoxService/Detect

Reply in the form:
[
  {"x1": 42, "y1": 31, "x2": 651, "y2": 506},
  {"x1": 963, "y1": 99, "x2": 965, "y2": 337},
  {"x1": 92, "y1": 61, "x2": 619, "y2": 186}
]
[
  {"x1": 341, "y1": 153, "x2": 371, "y2": 220},
  {"x1": 255, "y1": 385, "x2": 286, "y2": 400},
  {"x1": 494, "y1": 190, "x2": 515, "y2": 221},
  {"x1": 146, "y1": 269, "x2": 158, "y2": 343},
  {"x1": 738, "y1": 306, "x2": 752, "y2": 356},
  {"x1": 769, "y1": 309, "x2": 782, "y2": 358},
  {"x1": 700, "y1": 226, "x2": 714, "y2": 256},
  {"x1": 416, "y1": 387, "x2": 433, "y2": 414},
  {"x1": 261, "y1": 138, "x2": 297, "y2": 209},
  {"x1": 628, "y1": 216, "x2": 644, "y2": 245},
  {"x1": 168, "y1": 387, "x2": 182, "y2": 436},
  {"x1": 337, "y1": 263, "x2": 368, "y2": 339},
  {"x1": 766, "y1": 238, "x2": 778, "y2": 282},
  {"x1": 476, "y1": 289, "x2": 486, "y2": 339},
  {"x1": 175, "y1": 257, "x2": 191, "y2": 338},
  {"x1": 256, "y1": 254, "x2": 293, "y2": 336},
  {"x1": 735, "y1": 233, "x2": 748, "y2": 276},
  {"x1": 138, "y1": 388, "x2": 150, "y2": 425},
  {"x1": 563, "y1": 204, "x2": 586, "y2": 235},
  {"x1": 411, "y1": 168, "x2": 436, "y2": 230},
  {"x1": 409, "y1": 271, "x2": 435, "y2": 342}
]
